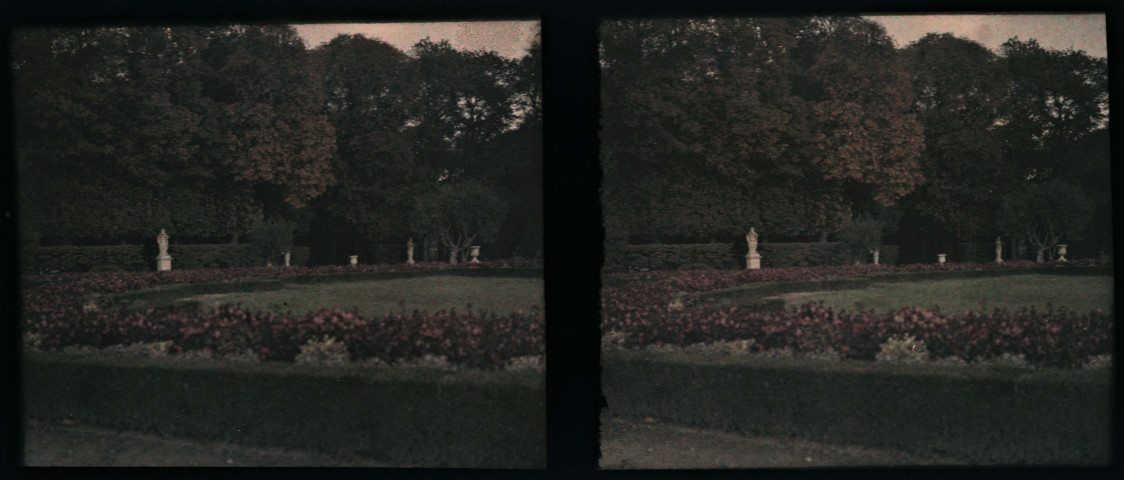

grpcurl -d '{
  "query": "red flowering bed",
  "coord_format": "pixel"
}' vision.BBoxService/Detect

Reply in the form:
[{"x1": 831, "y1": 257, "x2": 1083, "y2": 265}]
[
  {"x1": 601, "y1": 260, "x2": 1112, "y2": 368},
  {"x1": 22, "y1": 260, "x2": 544, "y2": 369}
]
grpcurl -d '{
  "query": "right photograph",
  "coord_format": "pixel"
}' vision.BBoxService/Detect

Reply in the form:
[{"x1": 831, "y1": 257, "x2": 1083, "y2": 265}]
[{"x1": 599, "y1": 14, "x2": 1111, "y2": 468}]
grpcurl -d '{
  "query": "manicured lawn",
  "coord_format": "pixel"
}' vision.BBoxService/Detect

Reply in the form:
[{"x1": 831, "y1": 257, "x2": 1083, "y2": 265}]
[
  {"x1": 776, "y1": 274, "x2": 1113, "y2": 315},
  {"x1": 184, "y1": 275, "x2": 544, "y2": 316}
]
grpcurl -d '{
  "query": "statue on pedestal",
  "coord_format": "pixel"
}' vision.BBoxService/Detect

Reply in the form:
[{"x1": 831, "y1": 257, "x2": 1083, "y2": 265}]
[
  {"x1": 406, "y1": 238, "x2": 416, "y2": 265},
  {"x1": 995, "y1": 236, "x2": 1003, "y2": 263},
  {"x1": 745, "y1": 227, "x2": 761, "y2": 270},
  {"x1": 156, "y1": 229, "x2": 172, "y2": 272}
]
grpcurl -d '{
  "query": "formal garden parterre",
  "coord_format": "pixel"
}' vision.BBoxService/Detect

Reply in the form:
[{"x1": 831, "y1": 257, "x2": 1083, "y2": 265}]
[
  {"x1": 23, "y1": 260, "x2": 544, "y2": 370},
  {"x1": 601, "y1": 260, "x2": 1112, "y2": 369}
]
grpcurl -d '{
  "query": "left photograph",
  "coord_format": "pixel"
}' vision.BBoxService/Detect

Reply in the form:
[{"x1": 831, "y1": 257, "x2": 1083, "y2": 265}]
[{"x1": 16, "y1": 21, "x2": 544, "y2": 468}]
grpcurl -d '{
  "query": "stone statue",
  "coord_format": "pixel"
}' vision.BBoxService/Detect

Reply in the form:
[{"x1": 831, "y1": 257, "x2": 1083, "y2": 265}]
[
  {"x1": 406, "y1": 238, "x2": 416, "y2": 265},
  {"x1": 156, "y1": 228, "x2": 172, "y2": 271},
  {"x1": 995, "y1": 236, "x2": 1003, "y2": 263},
  {"x1": 745, "y1": 228, "x2": 761, "y2": 270}
]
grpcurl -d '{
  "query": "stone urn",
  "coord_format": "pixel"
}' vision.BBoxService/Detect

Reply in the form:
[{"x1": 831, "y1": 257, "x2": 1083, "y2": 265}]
[
  {"x1": 470, "y1": 245, "x2": 481, "y2": 264},
  {"x1": 937, "y1": 253, "x2": 947, "y2": 264},
  {"x1": 349, "y1": 255, "x2": 359, "y2": 266},
  {"x1": 1056, "y1": 244, "x2": 1068, "y2": 262}
]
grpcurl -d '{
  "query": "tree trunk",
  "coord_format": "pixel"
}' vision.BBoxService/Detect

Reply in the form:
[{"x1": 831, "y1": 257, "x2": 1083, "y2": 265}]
[
  {"x1": 230, "y1": 233, "x2": 239, "y2": 244},
  {"x1": 449, "y1": 250, "x2": 458, "y2": 265},
  {"x1": 1036, "y1": 247, "x2": 1046, "y2": 263},
  {"x1": 819, "y1": 231, "x2": 829, "y2": 242}
]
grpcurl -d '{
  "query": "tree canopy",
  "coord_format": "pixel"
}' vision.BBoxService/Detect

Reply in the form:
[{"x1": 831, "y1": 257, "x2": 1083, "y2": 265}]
[
  {"x1": 601, "y1": 16, "x2": 1109, "y2": 260},
  {"x1": 15, "y1": 24, "x2": 542, "y2": 260},
  {"x1": 601, "y1": 16, "x2": 925, "y2": 243}
]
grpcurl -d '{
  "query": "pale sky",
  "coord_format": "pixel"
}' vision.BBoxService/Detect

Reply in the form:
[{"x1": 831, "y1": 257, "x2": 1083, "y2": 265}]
[
  {"x1": 864, "y1": 14, "x2": 1107, "y2": 58},
  {"x1": 293, "y1": 21, "x2": 539, "y2": 59}
]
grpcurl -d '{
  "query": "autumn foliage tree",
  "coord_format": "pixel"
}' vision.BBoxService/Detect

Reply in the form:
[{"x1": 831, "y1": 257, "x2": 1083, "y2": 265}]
[
  {"x1": 200, "y1": 25, "x2": 337, "y2": 219},
  {"x1": 14, "y1": 25, "x2": 337, "y2": 244},
  {"x1": 601, "y1": 16, "x2": 923, "y2": 243}
]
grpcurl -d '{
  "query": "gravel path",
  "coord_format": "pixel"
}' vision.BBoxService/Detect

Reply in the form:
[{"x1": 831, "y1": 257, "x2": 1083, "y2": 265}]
[
  {"x1": 600, "y1": 415, "x2": 965, "y2": 469},
  {"x1": 22, "y1": 418, "x2": 392, "y2": 467}
]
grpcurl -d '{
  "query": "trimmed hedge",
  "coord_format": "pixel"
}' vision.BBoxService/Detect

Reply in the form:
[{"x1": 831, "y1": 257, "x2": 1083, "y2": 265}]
[
  {"x1": 761, "y1": 243, "x2": 900, "y2": 268},
  {"x1": 28, "y1": 245, "x2": 146, "y2": 273},
  {"x1": 616, "y1": 243, "x2": 735, "y2": 270},
  {"x1": 609, "y1": 242, "x2": 901, "y2": 271},
  {"x1": 953, "y1": 242, "x2": 994, "y2": 263},
  {"x1": 603, "y1": 351, "x2": 1111, "y2": 465},
  {"x1": 27, "y1": 245, "x2": 313, "y2": 273},
  {"x1": 24, "y1": 351, "x2": 545, "y2": 468}
]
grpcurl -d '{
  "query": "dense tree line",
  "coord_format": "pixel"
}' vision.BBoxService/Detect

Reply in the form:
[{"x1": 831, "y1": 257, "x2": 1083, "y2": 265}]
[
  {"x1": 602, "y1": 16, "x2": 1109, "y2": 261},
  {"x1": 14, "y1": 25, "x2": 542, "y2": 262}
]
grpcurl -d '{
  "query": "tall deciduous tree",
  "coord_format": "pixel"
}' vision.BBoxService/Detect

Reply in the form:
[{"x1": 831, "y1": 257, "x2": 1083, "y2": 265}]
[
  {"x1": 14, "y1": 27, "x2": 239, "y2": 243},
  {"x1": 792, "y1": 16, "x2": 924, "y2": 211},
  {"x1": 410, "y1": 38, "x2": 522, "y2": 182},
  {"x1": 899, "y1": 33, "x2": 1012, "y2": 240},
  {"x1": 312, "y1": 34, "x2": 426, "y2": 245},
  {"x1": 998, "y1": 38, "x2": 1108, "y2": 181},
  {"x1": 199, "y1": 25, "x2": 336, "y2": 220}
]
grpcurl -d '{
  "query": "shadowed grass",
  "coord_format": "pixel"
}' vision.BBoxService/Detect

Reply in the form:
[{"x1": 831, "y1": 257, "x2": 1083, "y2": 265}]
[
  {"x1": 776, "y1": 274, "x2": 1112, "y2": 315},
  {"x1": 184, "y1": 275, "x2": 544, "y2": 316}
]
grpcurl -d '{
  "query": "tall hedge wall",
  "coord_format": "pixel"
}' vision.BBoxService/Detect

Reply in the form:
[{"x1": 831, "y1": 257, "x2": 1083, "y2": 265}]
[
  {"x1": 604, "y1": 352, "x2": 1111, "y2": 465},
  {"x1": 953, "y1": 242, "x2": 994, "y2": 263},
  {"x1": 25, "y1": 352, "x2": 545, "y2": 468},
  {"x1": 608, "y1": 242, "x2": 902, "y2": 271},
  {"x1": 26, "y1": 245, "x2": 313, "y2": 273}
]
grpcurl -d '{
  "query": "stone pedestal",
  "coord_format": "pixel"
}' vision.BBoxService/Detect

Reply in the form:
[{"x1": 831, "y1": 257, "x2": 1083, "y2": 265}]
[
  {"x1": 746, "y1": 253, "x2": 761, "y2": 270},
  {"x1": 406, "y1": 239, "x2": 416, "y2": 265},
  {"x1": 284, "y1": 251, "x2": 291, "y2": 267},
  {"x1": 470, "y1": 245, "x2": 481, "y2": 264},
  {"x1": 1056, "y1": 244, "x2": 1068, "y2": 262},
  {"x1": 937, "y1": 253, "x2": 947, "y2": 264},
  {"x1": 349, "y1": 255, "x2": 358, "y2": 266},
  {"x1": 872, "y1": 248, "x2": 880, "y2": 266},
  {"x1": 156, "y1": 254, "x2": 172, "y2": 272}
]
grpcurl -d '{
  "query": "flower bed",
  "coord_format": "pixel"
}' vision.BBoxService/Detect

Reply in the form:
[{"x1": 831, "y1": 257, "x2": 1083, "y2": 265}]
[
  {"x1": 601, "y1": 260, "x2": 1112, "y2": 368},
  {"x1": 22, "y1": 260, "x2": 544, "y2": 369}
]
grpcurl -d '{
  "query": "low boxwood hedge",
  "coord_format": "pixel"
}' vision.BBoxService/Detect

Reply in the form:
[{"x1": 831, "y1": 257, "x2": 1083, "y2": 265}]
[
  {"x1": 24, "y1": 351, "x2": 545, "y2": 468},
  {"x1": 603, "y1": 351, "x2": 1111, "y2": 465},
  {"x1": 606, "y1": 242, "x2": 903, "y2": 271},
  {"x1": 28, "y1": 245, "x2": 314, "y2": 273}
]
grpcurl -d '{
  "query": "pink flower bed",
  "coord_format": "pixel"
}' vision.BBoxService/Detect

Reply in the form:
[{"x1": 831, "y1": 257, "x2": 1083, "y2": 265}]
[
  {"x1": 602, "y1": 260, "x2": 1112, "y2": 368},
  {"x1": 22, "y1": 260, "x2": 544, "y2": 369}
]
